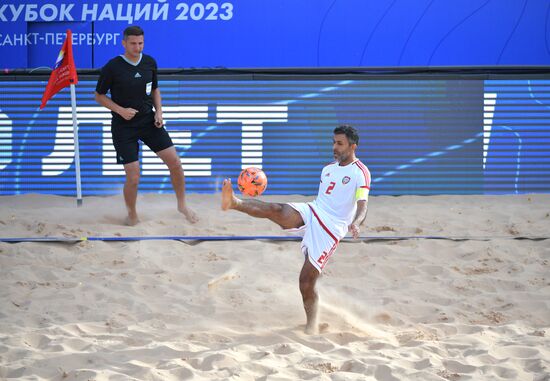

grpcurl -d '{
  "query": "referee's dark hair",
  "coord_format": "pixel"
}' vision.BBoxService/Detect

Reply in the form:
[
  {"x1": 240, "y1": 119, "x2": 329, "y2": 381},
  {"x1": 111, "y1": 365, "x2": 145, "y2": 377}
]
[
  {"x1": 123, "y1": 26, "x2": 144, "y2": 39},
  {"x1": 334, "y1": 124, "x2": 359, "y2": 145}
]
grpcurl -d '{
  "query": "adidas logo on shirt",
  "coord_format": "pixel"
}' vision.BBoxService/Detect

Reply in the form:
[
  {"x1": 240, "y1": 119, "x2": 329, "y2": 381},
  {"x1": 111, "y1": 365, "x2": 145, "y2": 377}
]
[{"x1": 134, "y1": 72, "x2": 141, "y2": 78}]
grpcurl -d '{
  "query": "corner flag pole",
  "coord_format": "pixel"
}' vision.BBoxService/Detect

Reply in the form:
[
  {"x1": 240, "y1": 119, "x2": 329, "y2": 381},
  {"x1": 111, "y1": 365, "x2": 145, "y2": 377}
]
[
  {"x1": 69, "y1": 83, "x2": 82, "y2": 206},
  {"x1": 39, "y1": 29, "x2": 82, "y2": 206}
]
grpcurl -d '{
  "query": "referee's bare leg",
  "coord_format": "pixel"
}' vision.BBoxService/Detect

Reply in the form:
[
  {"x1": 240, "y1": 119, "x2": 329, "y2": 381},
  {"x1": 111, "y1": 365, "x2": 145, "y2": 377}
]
[
  {"x1": 157, "y1": 146, "x2": 198, "y2": 223},
  {"x1": 221, "y1": 178, "x2": 321, "y2": 334},
  {"x1": 123, "y1": 161, "x2": 140, "y2": 226}
]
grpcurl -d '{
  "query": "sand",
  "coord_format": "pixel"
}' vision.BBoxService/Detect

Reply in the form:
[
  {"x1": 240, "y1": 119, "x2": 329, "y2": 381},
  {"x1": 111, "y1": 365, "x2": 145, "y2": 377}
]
[{"x1": 0, "y1": 193, "x2": 549, "y2": 380}]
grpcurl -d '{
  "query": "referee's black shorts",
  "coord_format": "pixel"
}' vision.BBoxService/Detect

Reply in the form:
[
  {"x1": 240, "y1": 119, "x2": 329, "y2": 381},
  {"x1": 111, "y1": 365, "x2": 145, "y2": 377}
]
[{"x1": 111, "y1": 112, "x2": 173, "y2": 165}]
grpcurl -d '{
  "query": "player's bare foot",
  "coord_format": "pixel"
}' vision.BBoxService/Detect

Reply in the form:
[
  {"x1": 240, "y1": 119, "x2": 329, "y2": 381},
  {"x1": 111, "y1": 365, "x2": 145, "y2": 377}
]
[
  {"x1": 221, "y1": 178, "x2": 240, "y2": 210},
  {"x1": 178, "y1": 205, "x2": 199, "y2": 223},
  {"x1": 124, "y1": 214, "x2": 139, "y2": 226},
  {"x1": 304, "y1": 322, "x2": 329, "y2": 335},
  {"x1": 304, "y1": 323, "x2": 319, "y2": 335}
]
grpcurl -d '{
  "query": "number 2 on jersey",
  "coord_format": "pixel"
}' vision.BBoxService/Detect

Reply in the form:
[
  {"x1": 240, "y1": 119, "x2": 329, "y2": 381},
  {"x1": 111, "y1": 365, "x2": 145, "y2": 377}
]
[{"x1": 325, "y1": 181, "x2": 336, "y2": 194}]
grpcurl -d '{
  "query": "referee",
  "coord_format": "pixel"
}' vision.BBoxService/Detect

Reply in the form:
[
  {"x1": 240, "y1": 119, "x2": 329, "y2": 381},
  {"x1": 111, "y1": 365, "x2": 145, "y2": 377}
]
[{"x1": 94, "y1": 26, "x2": 198, "y2": 225}]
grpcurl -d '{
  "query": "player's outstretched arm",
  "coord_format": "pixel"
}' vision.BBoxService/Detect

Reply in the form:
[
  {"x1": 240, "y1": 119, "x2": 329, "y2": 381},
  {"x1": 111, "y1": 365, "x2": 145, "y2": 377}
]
[{"x1": 348, "y1": 200, "x2": 368, "y2": 239}]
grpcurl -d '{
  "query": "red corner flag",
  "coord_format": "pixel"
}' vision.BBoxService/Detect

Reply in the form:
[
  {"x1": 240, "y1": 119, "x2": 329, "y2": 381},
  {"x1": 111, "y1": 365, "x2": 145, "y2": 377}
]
[{"x1": 40, "y1": 29, "x2": 78, "y2": 109}]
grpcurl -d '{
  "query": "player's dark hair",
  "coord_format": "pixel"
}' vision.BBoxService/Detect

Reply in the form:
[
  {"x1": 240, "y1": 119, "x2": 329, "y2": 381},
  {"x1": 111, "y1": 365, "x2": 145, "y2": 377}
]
[
  {"x1": 334, "y1": 124, "x2": 359, "y2": 145},
  {"x1": 123, "y1": 26, "x2": 144, "y2": 40}
]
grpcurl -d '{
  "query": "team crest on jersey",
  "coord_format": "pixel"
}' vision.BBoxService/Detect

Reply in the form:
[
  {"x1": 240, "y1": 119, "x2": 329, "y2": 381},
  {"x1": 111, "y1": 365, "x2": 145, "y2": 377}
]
[{"x1": 342, "y1": 176, "x2": 351, "y2": 184}]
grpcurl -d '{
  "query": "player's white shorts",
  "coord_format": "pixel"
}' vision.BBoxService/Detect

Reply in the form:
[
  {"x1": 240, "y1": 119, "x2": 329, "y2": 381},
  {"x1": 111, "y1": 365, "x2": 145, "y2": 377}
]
[{"x1": 285, "y1": 202, "x2": 348, "y2": 273}]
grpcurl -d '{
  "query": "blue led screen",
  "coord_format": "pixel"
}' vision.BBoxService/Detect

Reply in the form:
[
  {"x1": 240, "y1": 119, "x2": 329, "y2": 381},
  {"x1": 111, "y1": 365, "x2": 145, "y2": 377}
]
[
  {"x1": 1, "y1": 1, "x2": 549, "y2": 69},
  {"x1": 1, "y1": 77, "x2": 550, "y2": 196}
]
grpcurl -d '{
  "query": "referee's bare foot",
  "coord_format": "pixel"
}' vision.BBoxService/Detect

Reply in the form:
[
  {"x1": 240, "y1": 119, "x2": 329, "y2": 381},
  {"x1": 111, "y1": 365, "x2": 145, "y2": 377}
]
[
  {"x1": 178, "y1": 206, "x2": 199, "y2": 223},
  {"x1": 221, "y1": 178, "x2": 239, "y2": 210},
  {"x1": 125, "y1": 214, "x2": 139, "y2": 226}
]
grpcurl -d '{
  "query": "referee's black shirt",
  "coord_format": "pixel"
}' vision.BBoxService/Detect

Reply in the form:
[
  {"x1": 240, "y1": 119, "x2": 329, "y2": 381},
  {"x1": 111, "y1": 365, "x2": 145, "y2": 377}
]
[{"x1": 96, "y1": 54, "x2": 158, "y2": 125}]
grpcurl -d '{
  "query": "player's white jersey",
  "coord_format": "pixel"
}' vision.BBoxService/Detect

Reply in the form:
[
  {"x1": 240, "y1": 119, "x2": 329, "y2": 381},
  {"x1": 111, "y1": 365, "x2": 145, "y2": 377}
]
[{"x1": 312, "y1": 159, "x2": 371, "y2": 226}]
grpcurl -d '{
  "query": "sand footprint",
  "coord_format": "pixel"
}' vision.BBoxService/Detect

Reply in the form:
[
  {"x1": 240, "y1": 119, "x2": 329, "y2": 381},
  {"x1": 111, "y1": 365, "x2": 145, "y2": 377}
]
[
  {"x1": 199, "y1": 353, "x2": 239, "y2": 371},
  {"x1": 273, "y1": 343, "x2": 298, "y2": 355},
  {"x1": 493, "y1": 345, "x2": 540, "y2": 359},
  {"x1": 340, "y1": 359, "x2": 368, "y2": 374},
  {"x1": 374, "y1": 364, "x2": 399, "y2": 381},
  {"x1": 443, "y1": 359, "x2": 476, "y2": 373}
]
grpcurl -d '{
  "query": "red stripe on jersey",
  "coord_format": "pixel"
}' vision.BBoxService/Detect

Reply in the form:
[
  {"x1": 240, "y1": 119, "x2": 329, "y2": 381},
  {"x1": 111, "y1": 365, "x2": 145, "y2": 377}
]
[
  {"x1": 354, "y1": 160, "x2": 371, "y2": 188},
  {"x1": 308, "y1": 205, "x2": 339, "y2": 243}
]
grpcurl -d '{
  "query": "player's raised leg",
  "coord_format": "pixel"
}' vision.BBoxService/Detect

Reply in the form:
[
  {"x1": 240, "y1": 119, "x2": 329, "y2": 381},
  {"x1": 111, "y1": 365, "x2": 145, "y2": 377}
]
[
  {"x1": 123, "y1": 161, "x2": 140, "y2": 226},
  {"x1": 299, "y1": 256, "x2": 321, "y2": 334},
  {"x1": 221, "y1": 178, "x2": 303, "y2": 229}
]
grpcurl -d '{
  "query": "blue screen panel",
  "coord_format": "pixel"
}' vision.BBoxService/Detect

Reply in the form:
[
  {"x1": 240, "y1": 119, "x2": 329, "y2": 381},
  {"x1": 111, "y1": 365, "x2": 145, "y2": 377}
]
[
  {"x1": 483, "y1": 80, "x2": 550, "y2": 193},
  {"x1": 1, "y1": 77, "x2": 550, "y2": 196},
  {"x1": 1, "y1": 1, "x2": 549, "y2": 69}
]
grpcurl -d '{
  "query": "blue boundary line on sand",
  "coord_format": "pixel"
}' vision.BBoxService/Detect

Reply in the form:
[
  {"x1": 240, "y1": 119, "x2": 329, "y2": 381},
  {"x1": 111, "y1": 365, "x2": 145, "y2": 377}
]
[{"x1": 0, "y1": 235, "x2": 548, "y2": 243}]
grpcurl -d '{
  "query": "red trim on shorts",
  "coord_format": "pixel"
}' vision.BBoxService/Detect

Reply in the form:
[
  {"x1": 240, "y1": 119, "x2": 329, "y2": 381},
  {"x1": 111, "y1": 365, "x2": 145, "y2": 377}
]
[
  {"x1": 308, "y1": 205, "x2": 338, "y2": 243},
  {"x1": 320, "y1": 241, "x2": 339, "y2": 270},
  {"x1": 354, "y1": 160, "x2": 371, "y2": 188}
]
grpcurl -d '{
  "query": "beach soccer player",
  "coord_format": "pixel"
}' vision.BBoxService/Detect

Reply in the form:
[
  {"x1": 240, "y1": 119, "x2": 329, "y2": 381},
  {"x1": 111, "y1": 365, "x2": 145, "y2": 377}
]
[{"x1": 221, "y1": 125, "x2": 371, "y2": 334}]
